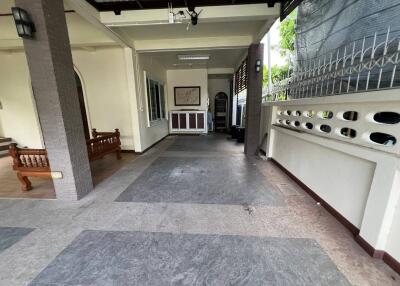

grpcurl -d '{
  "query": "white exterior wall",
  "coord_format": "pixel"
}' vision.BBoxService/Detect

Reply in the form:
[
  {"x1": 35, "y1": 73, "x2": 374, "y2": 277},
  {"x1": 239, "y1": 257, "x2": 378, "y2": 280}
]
[
  {"x1": 72, "y1": 47, "x2": 135, "y2": 150},
  {"x1": 262, "y1": 90, "x2": 400, "y2": 264},
  {"x1": 132, "y1": 53, "x2": 169, "y2": 152},
  {"x1": 386, "y1": 190, "x2": 400, "y2": 261},
  {"x1": 167, "y1": 69, "x2": 208, "y2": 111},
  {"x1": 0, "y1": 52, "x2": 43, "y2": 148},
  {"x1": 272, "y1": 130, "x2": 375, "y2": 227},
  {"x1": 0, "y1": 47, "x2": 136, "y2": 150}
]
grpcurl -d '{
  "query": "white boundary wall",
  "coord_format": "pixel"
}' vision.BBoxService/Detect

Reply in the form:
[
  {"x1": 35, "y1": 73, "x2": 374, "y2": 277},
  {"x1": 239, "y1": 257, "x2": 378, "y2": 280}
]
[{"x1": 261, "y1": 89, "x2": 400, "y2": 263}]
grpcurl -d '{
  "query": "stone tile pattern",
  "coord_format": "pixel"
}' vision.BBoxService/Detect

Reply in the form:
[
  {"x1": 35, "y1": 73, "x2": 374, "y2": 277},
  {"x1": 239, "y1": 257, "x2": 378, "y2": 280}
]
[
  {"x1": 0, "y1": 135, "x2": 398, "y2": 285},
  {"x1": 116, "y1": 156, "x2": 284, "y2": 206},
  {"x1": 16, "y1": 0, "x2": 92, "y2": 200},
  {"x1": 29, "y1": 230, "x2": 351, "y2": 286},
  {"x1": 167, "y1": 135, "x2": 244, "y2": 153},
  {"x1": 0, "y1": 227, "x2": 34, "y2": 253}
]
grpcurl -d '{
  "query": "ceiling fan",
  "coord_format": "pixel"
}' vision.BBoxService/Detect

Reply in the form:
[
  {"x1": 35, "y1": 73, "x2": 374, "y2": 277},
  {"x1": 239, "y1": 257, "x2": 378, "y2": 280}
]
[{"x1": 186, "y1": 6, "x2": 202, "y2": 26}]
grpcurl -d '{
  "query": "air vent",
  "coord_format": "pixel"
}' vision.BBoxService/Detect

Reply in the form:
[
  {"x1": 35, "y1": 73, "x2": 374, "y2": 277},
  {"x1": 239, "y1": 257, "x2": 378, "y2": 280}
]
[
  {"x1": 303, "y1": 122, "x2": 313, "y2": 130},
  {"x1": 320, "y1": 124, "x2": 331, "y2": 133},
  {"x1": 340, "y1": 128, "x2": 357, "y2": 138},
  {"x1": 303, "y1": 110, "x2": 316, "y2": 118},
  {"x1": 373, "y1": 112, "x2": 400, "y2": 124},
  {"x1": 369, "y1": 132, "x2": 396, "y2": 146},
  {"x1": 342, "y1": 111, "x2": 358, "y2": 121},
  {"x1": 319, "y1": 111, "x2": 333, "y2": 119}
]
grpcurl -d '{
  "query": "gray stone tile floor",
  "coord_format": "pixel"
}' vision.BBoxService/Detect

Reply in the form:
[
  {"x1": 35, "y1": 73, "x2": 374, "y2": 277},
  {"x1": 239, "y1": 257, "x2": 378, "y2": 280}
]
[
  {"x1": 29, "y1": 230, "x2": 350, "y2": 286},
  {"x1": 116, "y1": 156, "x2": 284, "y2": 206},
  {"x1": 0, "y1": 227, "x2": 34, "y2": 254},
  {"x1": 0, "y1": 134, "x2": 399, "y2": 285},
  {"x1": 167, "y1": 134, "x2": 243, "y2": 153}
]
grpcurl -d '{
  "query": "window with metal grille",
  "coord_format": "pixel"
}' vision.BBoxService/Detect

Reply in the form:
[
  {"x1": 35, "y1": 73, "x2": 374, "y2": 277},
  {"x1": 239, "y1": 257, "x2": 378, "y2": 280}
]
[
  {"x1": 146, "y1": 77, "x2": 166, "y2": 122},
  {"x1": 234, "y1": 58, "x2": 248, "y2": 95}
]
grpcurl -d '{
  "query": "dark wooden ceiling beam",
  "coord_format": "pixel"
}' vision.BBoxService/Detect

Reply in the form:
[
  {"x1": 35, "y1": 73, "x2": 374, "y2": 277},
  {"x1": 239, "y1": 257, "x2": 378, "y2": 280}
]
[
  {"x1": 136, "y1": 0, "x2": 144, "y2": 9},
  {"x1": 85, "y1": 0, "x2": 289, "y2": 12}
]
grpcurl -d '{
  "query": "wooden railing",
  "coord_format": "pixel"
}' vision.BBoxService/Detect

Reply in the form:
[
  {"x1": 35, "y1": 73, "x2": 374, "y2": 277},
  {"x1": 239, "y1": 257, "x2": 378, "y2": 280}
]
[
  {"x1": 9, "y1": 146, "x2": 50, "y2": 171},
  {"x1": 87, "y1": 129, "x2": 122, "y2": 161},
  {"x1": 9, "y1": 129, "x2": 121, "y2": 191}
]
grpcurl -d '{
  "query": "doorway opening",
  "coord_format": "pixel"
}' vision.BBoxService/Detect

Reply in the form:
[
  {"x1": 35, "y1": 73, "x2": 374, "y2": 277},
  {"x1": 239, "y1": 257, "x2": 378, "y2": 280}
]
[
  {"x1": 214, "y1": 92, "x2": 228, "y2": 133},
  {"x1": 74, "y1": 71, "x2": 90, "y2": 140}
]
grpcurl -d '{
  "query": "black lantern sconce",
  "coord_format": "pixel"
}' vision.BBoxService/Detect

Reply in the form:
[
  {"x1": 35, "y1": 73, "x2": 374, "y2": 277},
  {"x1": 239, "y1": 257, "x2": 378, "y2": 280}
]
[
  {"x1": 255, "y1": 59, "x2": 262, "y2": 73},
  {"x1": 11, "y1": 7, "x2": 36, "y2": 39}
]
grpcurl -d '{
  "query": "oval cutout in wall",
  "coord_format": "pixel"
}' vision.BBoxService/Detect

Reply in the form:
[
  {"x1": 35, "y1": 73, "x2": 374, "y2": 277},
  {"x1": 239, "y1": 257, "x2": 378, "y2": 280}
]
[
  {"x1": 342, "y1": 111, "x2": 358, "y2": 121},
  {"x1": 276, "y1": 119, "x2": 282, "y2": 124},
  {"x1": 293, "y1": 121, "x2": 300, "y2": 127},
  {"x1": 286, "y1": 110, "x2": 292, "y2": 116},
  {"x1": 303, "y1": 110, "x2": 316, "y2": 118},
  {"x1": 285, "y1": 120, "x2": 290, "y2": 125},
  {"x1": 370, "y1": 132, "x2": 397, "y2": 146},
  {"x1": 319, "y1": 111, "x2": 334, "y2": 119},
  {"x1": 304, "y1": 122, "x2": 313, "y2": 130},
  {"x1": 373, "y1": 112, "x2": 400, "y2": 124},
  {"x1": 320, "y1": 124, "x2": 331, "y2": 133},
  {"x1": 295, "y1": 110, "x2": 301, "y2": 116},
  {"x1": 340, "y1": 128, "x2": 357, "y2": 138}
]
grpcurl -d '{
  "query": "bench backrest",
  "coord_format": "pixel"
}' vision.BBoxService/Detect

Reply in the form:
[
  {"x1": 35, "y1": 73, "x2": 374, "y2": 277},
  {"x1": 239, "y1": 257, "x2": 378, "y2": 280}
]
[
  {"x1": 9, "y1": 143, "x2": 50, "y2": 172},
  {"x1": 87, "y1": 129, "x2": 121, "y2": 161},
  {"x1": 9, "y1": 129, "x2": 121, "y2": 170}
]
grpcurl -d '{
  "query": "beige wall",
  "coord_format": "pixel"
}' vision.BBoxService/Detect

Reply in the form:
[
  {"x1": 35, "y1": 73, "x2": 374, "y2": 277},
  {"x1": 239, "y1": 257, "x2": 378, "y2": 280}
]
[
  {"x1": 0, "y1": 47, "x2": 136, "y2": 150},
  {"x1": 0, "y1": 52, "x2": 43, "y2": 148},
  {"x1": 167, "y1": 69, "x2": 208, "y2": 111},
  {"x1": 72, "y1": 47, "x2": 134, "y2": 150},
  {"x1": 133, "y1": 53, "x2": 169, "y2": 152}
]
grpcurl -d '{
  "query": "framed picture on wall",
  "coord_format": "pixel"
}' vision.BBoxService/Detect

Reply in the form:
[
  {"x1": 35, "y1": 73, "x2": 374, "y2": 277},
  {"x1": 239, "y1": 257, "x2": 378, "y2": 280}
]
[{"x1": 174, "y1": 86, "x2": 201, "y2": 106}]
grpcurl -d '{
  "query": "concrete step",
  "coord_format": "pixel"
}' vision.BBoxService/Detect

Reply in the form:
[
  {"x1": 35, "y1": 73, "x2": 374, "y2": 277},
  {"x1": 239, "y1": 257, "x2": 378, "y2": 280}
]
[
  {"x1": 0, "y1": 137, "x2": 12, "y2": 144},
  {"x1": 0, "y1": 138, "x2": 13, "y2": 156},
  {"x1": 0, "y1": 149, "x2": 9, "y2": 158},
  {"x1": 0, "y1": 143, "x2": 10, "y2": 151}
]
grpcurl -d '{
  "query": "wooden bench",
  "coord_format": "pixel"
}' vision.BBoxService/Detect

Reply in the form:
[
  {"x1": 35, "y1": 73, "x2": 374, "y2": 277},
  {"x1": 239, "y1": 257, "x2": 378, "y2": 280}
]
[{"x1": 9, "y1": 129, "x2": 121, "y2": 191}]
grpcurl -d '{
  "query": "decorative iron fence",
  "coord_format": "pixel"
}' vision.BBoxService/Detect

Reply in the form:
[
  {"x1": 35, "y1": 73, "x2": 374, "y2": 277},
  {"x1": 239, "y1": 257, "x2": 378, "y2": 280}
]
[{"x1": 264, "y1": 27, "x2": 400, "y2": 102}]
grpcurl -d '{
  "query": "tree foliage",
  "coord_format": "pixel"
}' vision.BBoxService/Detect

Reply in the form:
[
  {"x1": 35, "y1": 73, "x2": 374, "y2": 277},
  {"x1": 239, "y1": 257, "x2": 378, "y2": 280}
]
[
  {"x1": 279, "y1": 10, "x2": 297, "y2": 54},
  {"x1": 263, "y1": 64, "x2": 290, "y2": 87}
]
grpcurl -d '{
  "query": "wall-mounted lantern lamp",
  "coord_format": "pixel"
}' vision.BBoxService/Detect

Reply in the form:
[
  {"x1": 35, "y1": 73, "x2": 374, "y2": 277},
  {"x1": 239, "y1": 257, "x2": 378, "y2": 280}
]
[
  {"x1": 255, "y1": 59, "x2": 262, "y2": 73},
  {"x1": 11, "y1": 7, "x2": 36, "y2": 39}
]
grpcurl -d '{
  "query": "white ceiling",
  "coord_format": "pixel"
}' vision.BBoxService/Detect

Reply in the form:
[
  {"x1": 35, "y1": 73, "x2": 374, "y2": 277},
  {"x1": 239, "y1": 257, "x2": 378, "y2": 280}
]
[
  {"x1": 112, "y1": 20, "x2": 265, "y2": 41},
  {"x1": 140, "y1": 48, "x2": 246, "y2": 70}
]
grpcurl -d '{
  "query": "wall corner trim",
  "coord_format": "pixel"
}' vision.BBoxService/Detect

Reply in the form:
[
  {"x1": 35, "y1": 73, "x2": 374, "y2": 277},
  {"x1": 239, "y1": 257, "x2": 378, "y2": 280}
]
[{"x1": 354, "y1": 235, "x2": 385, "y2": 259}]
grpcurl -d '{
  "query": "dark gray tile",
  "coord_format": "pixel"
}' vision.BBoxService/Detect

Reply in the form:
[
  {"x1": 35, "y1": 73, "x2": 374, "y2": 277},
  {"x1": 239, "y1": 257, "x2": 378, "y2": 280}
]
[
  {"x1": 29, "y1": 230, "x2": 351, "y2": 286},
  {"x1": 168, "y1": 135, "x2": 243, "y2": 153},
  {"x1": 115, "y1": 156, "x2": 284, "y2": 206},
  {"x1": 0, "y1": 227, "x2": 34, "y2": 253}
]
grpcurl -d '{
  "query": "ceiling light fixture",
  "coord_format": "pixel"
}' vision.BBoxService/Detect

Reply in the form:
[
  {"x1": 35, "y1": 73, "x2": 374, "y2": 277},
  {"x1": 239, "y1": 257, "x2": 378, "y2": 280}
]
[
  {"x1": 177, "y1": 55, "x2": 210, "y2": 61},
  {"x1": 11, "y1": 7, "x2": 36, "y2": 39},
  {"x1": 173, "y1": 63, "x2": 193, "y2": 67}
]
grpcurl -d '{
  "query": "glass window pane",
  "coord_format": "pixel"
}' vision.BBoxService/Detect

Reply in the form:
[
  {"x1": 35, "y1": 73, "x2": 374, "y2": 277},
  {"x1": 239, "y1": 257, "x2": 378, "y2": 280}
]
[
  {"x1": 150, "y1": 80, "x2": 157, "y2": 120},
  {"x1": 146, "y1": 78, "x2": 152, "y2": 121},
  {"x1": 155, "y1": 83, "x2": 161, "y2": 119},
  {"x1": 159, "y1": 85, "x2": 165, "y2": 119}
]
